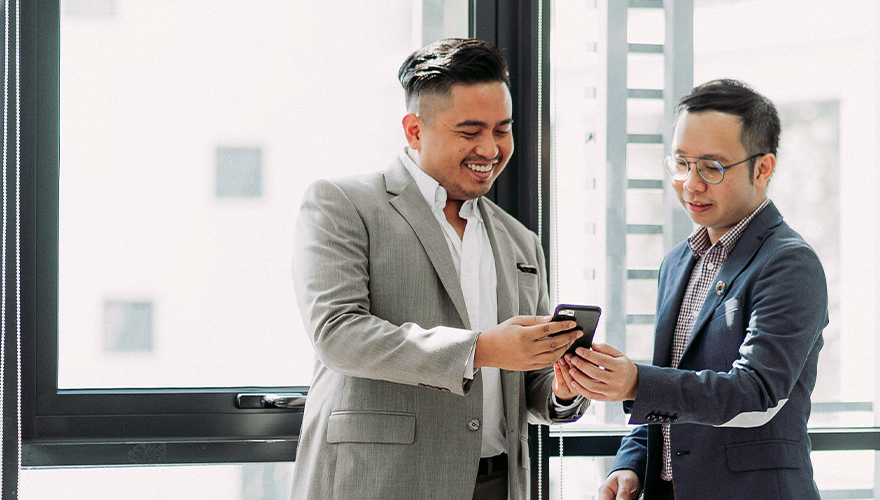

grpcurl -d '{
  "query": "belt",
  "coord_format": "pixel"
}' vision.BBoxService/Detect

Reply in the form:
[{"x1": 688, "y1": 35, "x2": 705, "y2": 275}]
[{"x1": 477, "y1": 454, "x2": 508, "y2": 476}]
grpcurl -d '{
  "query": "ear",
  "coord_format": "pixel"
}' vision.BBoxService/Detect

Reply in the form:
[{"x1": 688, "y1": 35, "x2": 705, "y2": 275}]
[
  {"x1": 753, "y1": 153, "x2": 776, "y2": 189},
  {"x1": 402, "y1": 113, "x2": 422, "y2": 150}
]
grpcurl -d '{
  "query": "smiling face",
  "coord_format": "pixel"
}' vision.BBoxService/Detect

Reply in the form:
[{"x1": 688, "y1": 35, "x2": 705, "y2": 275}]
[
  {"x1": 402, "y1": 82, "x2": 513, "y2": 200},
  {"x1": 671, "y1": 110, "x2": 775, "y2": 243}
]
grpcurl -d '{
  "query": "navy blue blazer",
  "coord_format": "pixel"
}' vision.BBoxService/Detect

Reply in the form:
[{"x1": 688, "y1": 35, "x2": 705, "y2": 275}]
[{"x1": 611, "y1": 202, "x2": 827, "y2": 500}]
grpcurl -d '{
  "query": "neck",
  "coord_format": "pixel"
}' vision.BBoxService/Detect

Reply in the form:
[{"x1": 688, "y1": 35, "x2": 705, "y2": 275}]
[{"x1": 443, "y1": 199, "x2": 467, "y2": 239}]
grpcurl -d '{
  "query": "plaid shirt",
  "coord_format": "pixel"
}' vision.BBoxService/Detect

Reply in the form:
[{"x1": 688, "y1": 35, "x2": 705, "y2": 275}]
[{"x1": 660, "y1": 198, "x2": 770, "y2": 481}]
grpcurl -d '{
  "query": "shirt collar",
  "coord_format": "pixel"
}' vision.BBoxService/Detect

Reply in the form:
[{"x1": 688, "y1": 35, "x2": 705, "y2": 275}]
[
  {"x1": 398, "y1": 147, "x2": 482, "y2": 221},
  {"x1": 687, "y1": 198, "x2": 770, "y2": 257}
]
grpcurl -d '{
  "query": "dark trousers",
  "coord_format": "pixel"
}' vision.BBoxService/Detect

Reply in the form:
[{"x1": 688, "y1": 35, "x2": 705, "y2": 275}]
[
  {"x1": 659, "y1": 478, "x2": 675, "y2": 499},
  {"x1": 472, "y1": 454, "x2": 508, "y2": 500},
  {"x1": 471, "y1": 469, "x2": 507, "y2": 500}
]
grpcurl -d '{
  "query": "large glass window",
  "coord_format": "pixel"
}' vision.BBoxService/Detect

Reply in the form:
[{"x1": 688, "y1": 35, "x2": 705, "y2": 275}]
[
  {"x1": 58, "y1": 0, "x2": 468, "y2": 390},
  {"x1": 23, "y1": 0, "x2": 469, "y2": 498}
]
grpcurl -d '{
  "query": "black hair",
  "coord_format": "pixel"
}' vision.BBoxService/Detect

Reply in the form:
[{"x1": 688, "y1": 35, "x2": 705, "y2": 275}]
[
  {"x1": 398, "y1": 38, "x2": 511, "y2": 113},
  {"x1": 676, "y1": 79, "x2": 781, "y2": 177}
]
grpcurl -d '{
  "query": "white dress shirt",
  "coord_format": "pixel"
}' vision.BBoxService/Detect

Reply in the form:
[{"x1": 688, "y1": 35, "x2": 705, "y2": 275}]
[{"x1": 399, "y1": 148, "x2": 508, "y2": 457}]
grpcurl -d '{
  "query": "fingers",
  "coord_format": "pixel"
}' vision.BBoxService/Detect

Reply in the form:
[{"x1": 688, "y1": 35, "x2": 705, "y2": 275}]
[
  {"x1": 597, "y1": 478, "x2": 618, "y2": 500},
  {"x1": 566, "y1": 350, "x2": 638, "y2": 401},
  {"x1": 505, "y1": 315, "x2": 584, "y2": 341},
  {"x1": 591, "y1": 342, "x2": 624, "y2": 357},
  {"x1": 556, "y1": 357, "x2": 576, "y2": 387},
  {"x1": 554, "y1": 357, "x2": 577, "y2": 394},
  {"x1": 506, "y1": 315, "x2": 552, "y2": 327},
  {"x1": 568, "y1": 377, "x2": 606, "y2": 400},
  {"x1": 599, "y1": 470, "x2": 639, "y2": 500},
  {"x1": 573, "y1": 346, "x2": 618, "y2": 367},
  {"x1": 552, "y1": 361, "x2": 577, "y2": 400},
  {"x1": 569, "y1": 357, "x2": 618, "y2": 391},
  {"x1": 539, "y1": 329, "x2": 581, "y2": 353}
]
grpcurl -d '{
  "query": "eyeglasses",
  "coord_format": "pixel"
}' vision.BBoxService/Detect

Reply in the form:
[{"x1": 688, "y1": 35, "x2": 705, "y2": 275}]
[{"x1": 663, "y1": 153, "x2": 765, "y2": 185}]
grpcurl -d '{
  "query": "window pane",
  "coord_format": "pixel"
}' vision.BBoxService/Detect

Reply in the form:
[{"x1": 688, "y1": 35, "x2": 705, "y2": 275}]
[
  {"x1": 626, "y1": 98, "x2": 664, "y2": 135},
  {"x1": 552, "y1": 0, "x2": 878, "y2": 453},
  {"x1": 21, "y1": 463, "x2": 294, "y2": 500},
  {"x1": 626, "y1": 7, "x2": 664, "y2": 45},
  {"x1": 58, "y1": 0, "x2": 468, "y2": 388},
  {"x1": 627, "y1": 53, "x2": 664, "y2": 90}
]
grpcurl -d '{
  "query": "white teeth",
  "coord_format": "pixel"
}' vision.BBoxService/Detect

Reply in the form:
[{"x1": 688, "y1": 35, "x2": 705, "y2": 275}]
[{"x1": 466, "y1": 163, "x2": 493, "y2": 173}]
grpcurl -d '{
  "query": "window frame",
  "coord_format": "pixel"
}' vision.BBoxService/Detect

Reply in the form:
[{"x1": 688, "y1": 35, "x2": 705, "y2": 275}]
[
  {"x1": 21, "y1": 0, "x2": 550, "y2": 470},
  {"x1": 23, "y1": 0, "x2": 308, "y2": 465}
]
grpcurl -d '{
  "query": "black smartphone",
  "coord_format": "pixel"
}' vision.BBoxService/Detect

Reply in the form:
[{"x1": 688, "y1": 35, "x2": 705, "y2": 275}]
[{"x1": 550, "y1": 304, "x2": 601, "y2": 355}]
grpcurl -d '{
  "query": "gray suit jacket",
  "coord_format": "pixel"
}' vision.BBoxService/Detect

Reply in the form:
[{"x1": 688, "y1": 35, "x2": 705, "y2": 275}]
[
  {"x1": 611, "y1": 202, "x2": 827, "y2": 500},
  {"x1": 291, "y1": 159, "x2": 586, "y2": 500}
]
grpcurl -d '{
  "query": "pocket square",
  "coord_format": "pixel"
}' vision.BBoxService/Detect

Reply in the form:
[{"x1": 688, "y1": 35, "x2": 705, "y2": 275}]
[
  {"x1": 517, "y1": 263, "x2": 538, "y2": 275},
  {"x1": 724, "y1": 298, "x2": 738, "y2": 328}
]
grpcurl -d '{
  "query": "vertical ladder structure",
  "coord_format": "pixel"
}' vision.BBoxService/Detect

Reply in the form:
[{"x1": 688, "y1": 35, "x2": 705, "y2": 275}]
[{"x1": 604, "y1": 0, "x2": 693, "y2": 423}]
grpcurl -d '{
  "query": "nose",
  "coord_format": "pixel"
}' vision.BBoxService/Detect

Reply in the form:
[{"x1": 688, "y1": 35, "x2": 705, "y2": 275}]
[
  {"x1": 680, "y1": 163, "x2": 705, "y2": 192},
  {"x1": 474, "y1": 133, "x2": 499, "y2": 160}
]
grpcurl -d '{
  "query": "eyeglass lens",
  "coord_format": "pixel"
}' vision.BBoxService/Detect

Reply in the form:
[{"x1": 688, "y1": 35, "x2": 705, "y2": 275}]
[{"x1": 669, "y1": 158, "x2": 724, "y2": 184}]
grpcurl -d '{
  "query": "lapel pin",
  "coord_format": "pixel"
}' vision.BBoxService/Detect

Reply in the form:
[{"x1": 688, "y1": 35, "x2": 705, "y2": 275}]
[{"x1": 716, "y1": 281, "x2": 726, "y2": 296}]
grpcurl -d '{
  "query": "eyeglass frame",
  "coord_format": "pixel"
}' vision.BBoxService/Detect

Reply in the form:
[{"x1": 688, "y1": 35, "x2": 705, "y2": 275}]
[{"x1": 663, "y1": 153, "x2": 766, "y2": 185}]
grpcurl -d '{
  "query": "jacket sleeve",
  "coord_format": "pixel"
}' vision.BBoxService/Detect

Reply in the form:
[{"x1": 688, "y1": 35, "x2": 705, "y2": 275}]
[
  {"x1": 610, "y1": 424, "x2": 648, "y2": 487},
  {"x1": 293, "y1": 179, "x2": 479, "y2": 396},
  {"x1": 629, "y1": 242, "x2": 827, "y2": 427}
]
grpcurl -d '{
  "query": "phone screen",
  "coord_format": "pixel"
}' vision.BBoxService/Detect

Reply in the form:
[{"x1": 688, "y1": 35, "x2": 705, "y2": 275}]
[{"x1": 551, "y1": 304, "x2": 601, "y2": 355}]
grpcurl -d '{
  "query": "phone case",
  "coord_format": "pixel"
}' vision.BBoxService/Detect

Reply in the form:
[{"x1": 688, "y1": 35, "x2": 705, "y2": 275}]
[{"x1": 551, "y1": 304, "x2": 602, "y2": 355}]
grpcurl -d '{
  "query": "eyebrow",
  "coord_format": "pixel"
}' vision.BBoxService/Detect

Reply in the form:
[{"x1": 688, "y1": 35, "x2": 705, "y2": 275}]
[
  {"x1": 455, "y1": 118, "x2": 513, "y2": 128},
  {"x1": 675, "y1": 150, "x2": 727, "y2": 162}
]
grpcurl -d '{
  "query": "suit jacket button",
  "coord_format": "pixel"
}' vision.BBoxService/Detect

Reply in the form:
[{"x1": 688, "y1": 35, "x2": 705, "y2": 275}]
[{"x1": 468, "y1": 418, "x2": 481, "y2": 431}]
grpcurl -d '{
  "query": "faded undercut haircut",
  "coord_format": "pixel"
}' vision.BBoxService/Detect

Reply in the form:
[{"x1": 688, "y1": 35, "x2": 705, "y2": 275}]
[
  {"x1": 675, "y1": 79, "x2": 781, "y2": 178},
  {"x1": 398, "y1": 38, "x2": 511, "y2": 116}
]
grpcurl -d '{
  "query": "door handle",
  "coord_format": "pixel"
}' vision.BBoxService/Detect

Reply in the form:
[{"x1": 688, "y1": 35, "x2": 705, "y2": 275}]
[{"x1": 236, "y1": 392, "x2": 307, "y2": 409}]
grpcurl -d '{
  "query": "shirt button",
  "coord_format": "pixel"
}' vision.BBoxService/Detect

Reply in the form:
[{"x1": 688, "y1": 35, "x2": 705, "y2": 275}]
[
  {"x1": 468, "y1": 418, "x2": 481, "y2": 431},
  {"x1": 691, "y1": 311, "x2": 698, "y2": 318},
  {"x1": 706, "y1": 262, "x2": 715, "y2": 270}
]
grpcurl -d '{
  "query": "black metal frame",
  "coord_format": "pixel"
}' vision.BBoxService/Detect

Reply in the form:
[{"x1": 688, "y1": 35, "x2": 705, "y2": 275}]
[
  {"x1": 549, "y1": 428, "x2": 880, "y2": 458},
  {"x1": 22, "y1": 0, "x2": 309, "y2": 468},
  {"x1": 473, "y1": 1, "x2": 553, "y2": 497},
  {"x1": 20, "y1": 0, "x2": 553, "y2": 475}
]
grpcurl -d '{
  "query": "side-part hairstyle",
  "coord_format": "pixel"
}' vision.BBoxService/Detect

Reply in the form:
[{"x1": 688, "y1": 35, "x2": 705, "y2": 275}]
[
  {"x1": 675, "y1": 79, "x2": 781, "y2": 166},
  {"x1": 398, "y1": 38, "x2": 511, "y2": 114}
]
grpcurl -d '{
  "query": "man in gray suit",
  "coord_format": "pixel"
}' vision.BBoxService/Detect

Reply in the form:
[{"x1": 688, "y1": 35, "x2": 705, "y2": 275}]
[{"x1": 291, "y1": 38, "x2": 589, "y2": 500}]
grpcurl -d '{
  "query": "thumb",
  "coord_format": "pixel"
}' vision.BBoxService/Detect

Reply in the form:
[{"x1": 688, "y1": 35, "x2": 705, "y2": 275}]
[{"x1": 591, "y1": 342, "x2": 625, "y2": 358}]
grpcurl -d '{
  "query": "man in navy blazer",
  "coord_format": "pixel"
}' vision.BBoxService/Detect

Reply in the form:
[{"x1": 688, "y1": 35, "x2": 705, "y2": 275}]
[{"x1": 559, "y1": 79, "x2": 828, "y2": 499}]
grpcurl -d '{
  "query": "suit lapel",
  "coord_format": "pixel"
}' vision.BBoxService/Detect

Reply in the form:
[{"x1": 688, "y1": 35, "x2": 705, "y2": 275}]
[
  {"x1": 385, "y1": 160, "x2": 471, "y2": 329},
  {"x1": 653, "y1": 248, "x2": 696, "y2": 367},
  {"x1": 681, "y1": 203, "x2": 783, "y2": 357},
  {"x1": 480, "y1": 200, "x2": 517, "y2": 323}
]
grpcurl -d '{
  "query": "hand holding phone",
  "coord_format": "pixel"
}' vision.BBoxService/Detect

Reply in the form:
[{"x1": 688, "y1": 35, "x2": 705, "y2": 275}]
[{"x1": 551, "y1": 304, "x2": 601, "y2": 356}]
